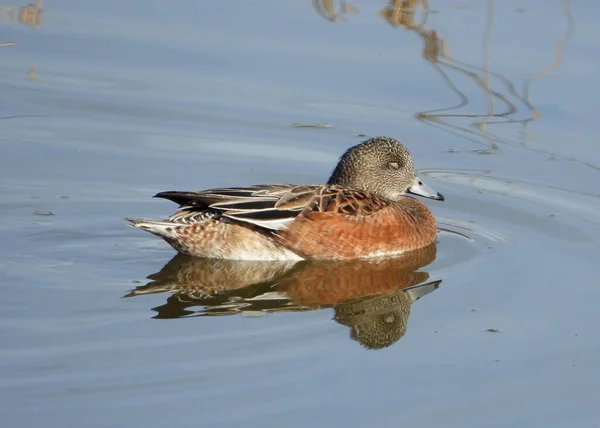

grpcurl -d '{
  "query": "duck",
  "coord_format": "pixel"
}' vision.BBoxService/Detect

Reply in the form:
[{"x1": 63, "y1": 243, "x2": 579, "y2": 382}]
[{"x1": 126, "y1": 136, "x2": 444, "y2": 260}]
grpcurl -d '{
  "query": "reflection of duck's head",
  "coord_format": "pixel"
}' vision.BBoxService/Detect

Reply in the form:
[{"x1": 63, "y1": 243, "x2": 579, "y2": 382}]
[
  {"x1": 334, "y1": 280, "x2": 439, "y2": 350},
  {"x1": 334, "y1": 290, "x2": 412, "y2": 350}
]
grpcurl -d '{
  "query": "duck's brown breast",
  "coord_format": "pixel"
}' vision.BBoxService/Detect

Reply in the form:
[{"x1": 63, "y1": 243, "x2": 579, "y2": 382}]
[{"x1": 278, "y1": 197, "x2": 437, "y2": 259}]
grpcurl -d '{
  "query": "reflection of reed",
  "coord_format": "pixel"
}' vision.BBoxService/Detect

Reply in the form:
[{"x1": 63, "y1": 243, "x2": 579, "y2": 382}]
[
  {"x1": 126, "y1": 244, "x2": 440, "y2": 350},
  {"x1": 18, "y1": 0, "x2": 43, "y2": 29},
  {"x1": 313, "y1": 0, "x2": 358, "y2": 22},
  {"x1": 28, "y1": 66, "x2": 36, "y2": 82},
  {"x1": 0, "y1": 0, "x2": 43, "y2": 30},
  {"x1": 1, "y1": 1, "x2": 43, "y2": 82},
  {"x1": 380, "y1": 0, "x2": 429, "y2": 35},
  {"x1": 520, "y1": 0, "x2": 575, "y2": 145},
  {"x1": 414, "y1": 1, "x2": 574, "y2": 152},
  {"x1": 395, "y1": 0, "x2": 537, "y2": 151},
  {"x1": 313, "y1": 1, "x2": 576, "y2": 154}
]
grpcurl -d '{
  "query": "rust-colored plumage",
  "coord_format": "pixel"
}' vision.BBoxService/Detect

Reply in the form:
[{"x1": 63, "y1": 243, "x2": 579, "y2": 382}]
[
  {"x1": 126, "y1": 137, "x2": 444, "y2": 260},
  {"x1": 279, "y1": 192, "x2": 437, "y2": 259}
]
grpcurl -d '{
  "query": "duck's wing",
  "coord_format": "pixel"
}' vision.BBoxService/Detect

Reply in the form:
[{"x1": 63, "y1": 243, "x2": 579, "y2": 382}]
[
  {"x1": 154, "y1": 184, "x2": 295, "y2": 207},
  {"x1": 216, "y1": 185, "x2": 391, "y2": 231},
  {"x1": 276, "y1": 185, "x2": 391, "y2": 217},
  {"x1": 155, "y1": 185, "x2": 318, "y2": 231},
  {"x1": 154, "y1": 185, "x2": 390, "y2": 231}
]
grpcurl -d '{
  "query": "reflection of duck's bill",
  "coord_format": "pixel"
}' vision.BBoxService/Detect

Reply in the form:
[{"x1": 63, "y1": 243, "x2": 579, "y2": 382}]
[{"x1": 404, "y1": 280, "x2": 442, "y2": 303}]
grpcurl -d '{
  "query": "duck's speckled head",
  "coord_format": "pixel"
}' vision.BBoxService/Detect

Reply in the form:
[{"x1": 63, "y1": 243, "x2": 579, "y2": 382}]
[{"x1": 327, "y1": 137, "x2": 444, "y2": 202}]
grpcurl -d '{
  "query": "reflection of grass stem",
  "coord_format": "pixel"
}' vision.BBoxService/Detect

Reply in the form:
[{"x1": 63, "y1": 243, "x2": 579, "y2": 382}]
[
  {"x1": 479, "y1": 0, "x2": 496, "y2": 149},
  {"x1": 0, "y1": 1, "x2": 43, "y2": 29},
  {"x1": 385, "y1": 2, "x2": 594, "y2": 170},
  {"x1": 313, "y1": 0, "x2": 357, "y2": 22},
  {"x1": 520, "y1": 0, "x2": 574, "y2": 143},
  {"x1": 413, "y1": 2, "x2": 577, "y2": 154}
]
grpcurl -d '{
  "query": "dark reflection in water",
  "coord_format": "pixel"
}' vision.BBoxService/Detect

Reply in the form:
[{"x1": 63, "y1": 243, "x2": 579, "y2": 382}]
[
  {"x1": 315, "y1": 0, "x2": 578, "y2": 159},
  {"x1": 126, "y1": 244, "x2": 440, "y2": 349}
]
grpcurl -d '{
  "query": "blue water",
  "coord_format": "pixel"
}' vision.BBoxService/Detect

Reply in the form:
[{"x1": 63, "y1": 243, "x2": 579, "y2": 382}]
[{"x1": 1, "y1": 1, "x2": 599, "y2": 427}]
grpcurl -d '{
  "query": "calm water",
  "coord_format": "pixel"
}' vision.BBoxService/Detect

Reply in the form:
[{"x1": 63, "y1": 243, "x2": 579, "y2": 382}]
[{"x1": 2, "y1": 1, "x2": 600, "y2": 427}]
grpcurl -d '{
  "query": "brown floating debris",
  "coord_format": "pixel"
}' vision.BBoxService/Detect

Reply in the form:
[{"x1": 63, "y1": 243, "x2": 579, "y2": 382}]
[
  {"x1": 485, "y1": 328, "x2": 501, "y2": 333},
  {"x1": 0, "y1": 42, "x2": 17, "y2": 47}
]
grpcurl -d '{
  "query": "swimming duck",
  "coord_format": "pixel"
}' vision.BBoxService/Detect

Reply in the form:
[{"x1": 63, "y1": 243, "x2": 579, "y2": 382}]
[{"x1": 126, "y1": 137, "x2": 444, "y2": 260}]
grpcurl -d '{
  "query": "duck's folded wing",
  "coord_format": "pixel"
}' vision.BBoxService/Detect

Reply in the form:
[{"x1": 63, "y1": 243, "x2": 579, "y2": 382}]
[
  {"x1": 224, "y1": 186, "x2": 391, "y2": 230},
  {"x1": 154, "y1": 184, "x2": 389, "y2": 232},
  {"x1": 279, "y1": 185, "x2": 391, "y2": 217},
  {"x1": 154, "y1": 184, "x2": 295, "y2": 207},
  {"x1": 155, "y1": 185, "x2": 318, "y2": 231},
  {"x1": 220, "y1": 186, "x2": 322, "y2": 230}
]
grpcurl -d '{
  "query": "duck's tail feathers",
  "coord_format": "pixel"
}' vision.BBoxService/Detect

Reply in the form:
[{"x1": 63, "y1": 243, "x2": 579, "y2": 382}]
[{"x1": 124, "y1": 217, "x2": 179, "y2": 238}]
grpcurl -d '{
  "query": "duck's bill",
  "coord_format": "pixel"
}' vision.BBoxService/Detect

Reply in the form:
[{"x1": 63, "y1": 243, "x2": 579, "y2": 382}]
[{"x1": 407, "y1": 177, "x2": 444, "y2": 201}]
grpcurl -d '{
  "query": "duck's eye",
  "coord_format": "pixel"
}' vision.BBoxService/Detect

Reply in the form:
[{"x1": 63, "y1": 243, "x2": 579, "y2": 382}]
[{"x1": 389, "y1": 162, "x2": 399, "y2": 170}]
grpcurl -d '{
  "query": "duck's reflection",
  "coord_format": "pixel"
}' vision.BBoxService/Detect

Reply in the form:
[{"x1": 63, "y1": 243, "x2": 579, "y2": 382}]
[{"x1": 126, "y1": 244, "x2": 441, "y2": 349}]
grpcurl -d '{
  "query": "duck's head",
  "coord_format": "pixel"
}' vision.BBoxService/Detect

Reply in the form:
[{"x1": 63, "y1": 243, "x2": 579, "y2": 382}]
[{"x1": 327, "y1": 137, "x2": 444, "y2": 202}]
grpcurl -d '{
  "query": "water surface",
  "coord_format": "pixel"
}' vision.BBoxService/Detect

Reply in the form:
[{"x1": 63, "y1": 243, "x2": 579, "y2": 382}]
[{"x1": 1, "y1": 1, "x2": 600, "y2": 427}]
